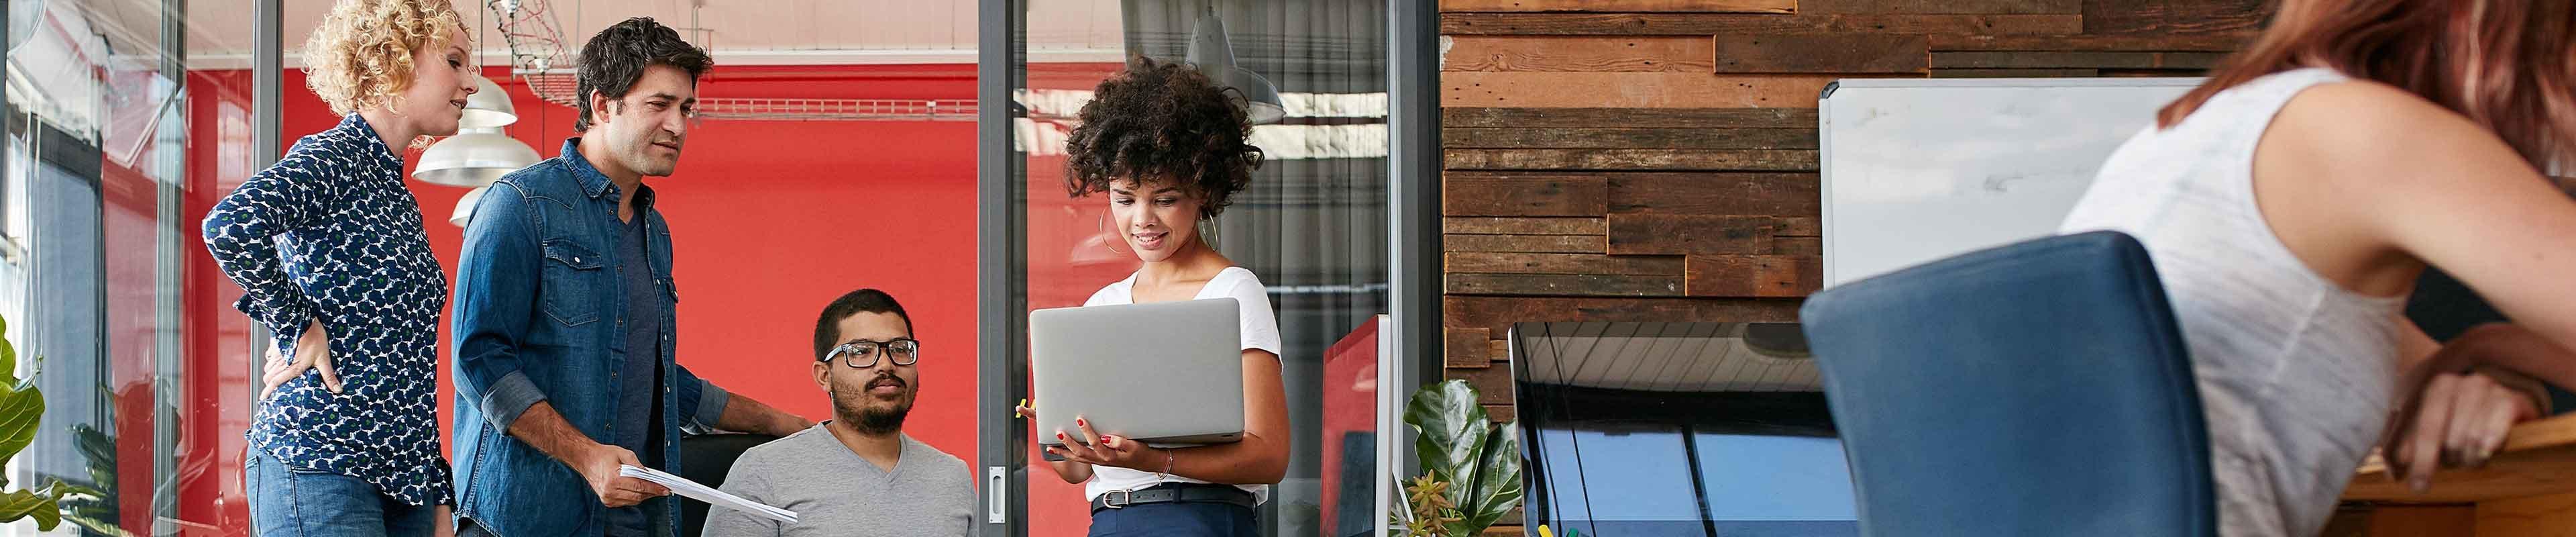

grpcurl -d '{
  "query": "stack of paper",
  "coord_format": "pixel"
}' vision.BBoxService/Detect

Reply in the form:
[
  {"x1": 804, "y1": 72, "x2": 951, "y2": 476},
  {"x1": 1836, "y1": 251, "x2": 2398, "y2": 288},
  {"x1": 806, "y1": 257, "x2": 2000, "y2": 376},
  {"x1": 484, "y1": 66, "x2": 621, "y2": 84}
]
[{"x1": 619, "y1": 465, "x2": 799, "y2": 524}]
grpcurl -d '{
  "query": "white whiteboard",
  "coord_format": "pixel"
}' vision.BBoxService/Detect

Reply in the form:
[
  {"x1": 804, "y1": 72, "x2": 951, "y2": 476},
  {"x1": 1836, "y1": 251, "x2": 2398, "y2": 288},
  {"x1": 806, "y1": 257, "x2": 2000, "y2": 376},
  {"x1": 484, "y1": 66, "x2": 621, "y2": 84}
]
[{"x1": 1819, "y1": 77, "x2": 2201, "y2": 286}]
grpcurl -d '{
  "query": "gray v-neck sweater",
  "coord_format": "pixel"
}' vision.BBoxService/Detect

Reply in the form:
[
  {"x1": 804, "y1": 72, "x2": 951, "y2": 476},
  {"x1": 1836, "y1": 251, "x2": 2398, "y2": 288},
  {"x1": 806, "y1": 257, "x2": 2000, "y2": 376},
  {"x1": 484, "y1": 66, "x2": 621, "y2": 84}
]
[{"x1": 702, "y1": 426, "x2": 977, "y2": 536}]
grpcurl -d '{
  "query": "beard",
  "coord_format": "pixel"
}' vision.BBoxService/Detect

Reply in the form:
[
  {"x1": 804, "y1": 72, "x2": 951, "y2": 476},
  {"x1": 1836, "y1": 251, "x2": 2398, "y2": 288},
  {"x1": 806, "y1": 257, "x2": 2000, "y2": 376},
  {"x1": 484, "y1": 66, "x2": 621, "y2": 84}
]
[
  {"x1": 830, "y1": 373, "x2": 914, "y2": 436},
  {"x1": 622, "y1": 140, "x2": 680, "y2": 177}
]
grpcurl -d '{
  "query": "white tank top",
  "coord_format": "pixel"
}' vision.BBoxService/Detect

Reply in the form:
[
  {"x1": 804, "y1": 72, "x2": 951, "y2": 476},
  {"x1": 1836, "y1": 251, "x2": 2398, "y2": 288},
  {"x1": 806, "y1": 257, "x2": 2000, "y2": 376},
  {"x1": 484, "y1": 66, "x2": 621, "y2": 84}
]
[{"x1": 2058, "y1": 67, "x2": 2404, "y2": 537}]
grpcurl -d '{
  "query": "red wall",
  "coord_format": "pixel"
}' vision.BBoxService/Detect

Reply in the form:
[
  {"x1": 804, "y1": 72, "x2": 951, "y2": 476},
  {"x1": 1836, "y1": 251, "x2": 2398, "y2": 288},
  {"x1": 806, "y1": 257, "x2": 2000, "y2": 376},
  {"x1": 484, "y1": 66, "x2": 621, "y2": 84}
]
[
  {"x1": 182, "y1": 68, "x2": 259, "y2": 535},
  {"x1": 178, "y1": 64, "x2": 981, "y2": 535},
  {"x1": 103, "y1": 119, "x2": 172, "y2": 535}
]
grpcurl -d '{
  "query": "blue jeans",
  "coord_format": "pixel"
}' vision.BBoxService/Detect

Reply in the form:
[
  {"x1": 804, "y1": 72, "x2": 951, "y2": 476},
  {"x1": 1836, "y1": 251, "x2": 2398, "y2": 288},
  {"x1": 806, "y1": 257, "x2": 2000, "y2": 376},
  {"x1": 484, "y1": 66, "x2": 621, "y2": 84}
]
[
  {"x1": 246, "y1": 448, "x2": 436, "y2": 537},
  {"x1": 1087, "y1": 501, "x2": 1258, "y2": 537}
]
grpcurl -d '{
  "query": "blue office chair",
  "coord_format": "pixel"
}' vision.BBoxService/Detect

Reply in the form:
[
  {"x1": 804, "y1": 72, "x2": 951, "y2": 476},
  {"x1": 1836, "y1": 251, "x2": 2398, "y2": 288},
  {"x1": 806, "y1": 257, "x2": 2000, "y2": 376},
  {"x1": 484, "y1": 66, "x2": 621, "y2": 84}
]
[{"x1": 1800, "y1": 231, "x2": 2216, "y2": 536}]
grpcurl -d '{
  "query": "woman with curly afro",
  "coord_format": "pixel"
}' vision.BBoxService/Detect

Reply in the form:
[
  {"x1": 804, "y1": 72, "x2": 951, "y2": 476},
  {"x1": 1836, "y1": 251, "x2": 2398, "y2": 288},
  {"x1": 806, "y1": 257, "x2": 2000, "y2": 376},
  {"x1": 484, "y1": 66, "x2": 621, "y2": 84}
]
[
  {"x1": 201, "y1": 1, "x2": 477, "y2": 534},
  {"x1": 1016, "y1": 57, "x2": 1287, "y2": 536}
]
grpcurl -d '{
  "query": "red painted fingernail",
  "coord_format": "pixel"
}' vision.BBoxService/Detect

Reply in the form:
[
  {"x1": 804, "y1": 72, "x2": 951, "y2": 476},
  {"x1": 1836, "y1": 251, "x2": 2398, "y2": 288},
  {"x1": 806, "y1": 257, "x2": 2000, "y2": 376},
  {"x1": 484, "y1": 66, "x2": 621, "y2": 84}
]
[
  {"x1": 1057, "y1": 432, "x2": 1067, "y2": 440},
  {"x1": 1077, "y1": 418, "x2": 1086, "y2": 426}
]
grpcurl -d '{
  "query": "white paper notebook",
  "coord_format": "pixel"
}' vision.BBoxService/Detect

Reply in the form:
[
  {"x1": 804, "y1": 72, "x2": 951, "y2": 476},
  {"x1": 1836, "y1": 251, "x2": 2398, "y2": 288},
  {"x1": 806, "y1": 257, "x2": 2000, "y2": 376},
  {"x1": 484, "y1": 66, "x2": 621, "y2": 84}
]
[{"x1": 619, "y1": 465, "x2": 799, "y2": 524}]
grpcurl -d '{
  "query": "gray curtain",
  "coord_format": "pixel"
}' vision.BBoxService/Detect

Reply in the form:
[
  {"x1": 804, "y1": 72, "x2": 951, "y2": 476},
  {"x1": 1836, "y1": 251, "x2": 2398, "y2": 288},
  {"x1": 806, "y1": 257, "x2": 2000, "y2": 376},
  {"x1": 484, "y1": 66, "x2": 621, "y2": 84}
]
[
  {"x1": 1124, "y1": 2, "x2": 1389, "y2": 536},
  {"x1": 22, "y1": 119, "x2": 113, "y2": 505}
]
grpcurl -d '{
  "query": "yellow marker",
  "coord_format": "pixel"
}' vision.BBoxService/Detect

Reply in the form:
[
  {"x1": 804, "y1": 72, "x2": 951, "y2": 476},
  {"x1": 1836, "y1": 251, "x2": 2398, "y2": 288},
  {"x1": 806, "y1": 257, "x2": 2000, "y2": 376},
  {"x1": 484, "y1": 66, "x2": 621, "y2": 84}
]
[
  {"x1": 1538, "y1": 525, "x2": 1554, "y2": 537},
  {"x1": 1016, "y1": 398, "x2": 1030, "y2": 418}
]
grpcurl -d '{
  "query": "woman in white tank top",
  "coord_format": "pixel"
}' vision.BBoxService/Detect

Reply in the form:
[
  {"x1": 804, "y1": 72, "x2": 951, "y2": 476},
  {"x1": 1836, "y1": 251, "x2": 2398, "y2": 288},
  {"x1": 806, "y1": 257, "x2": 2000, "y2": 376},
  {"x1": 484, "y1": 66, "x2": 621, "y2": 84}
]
[
  {"x1": 1015, "y1": 58, "x2": 1289, "y2": 537},
  {"x1": 2057, "y1": 0, "x2": 2576, "y2": 534}
]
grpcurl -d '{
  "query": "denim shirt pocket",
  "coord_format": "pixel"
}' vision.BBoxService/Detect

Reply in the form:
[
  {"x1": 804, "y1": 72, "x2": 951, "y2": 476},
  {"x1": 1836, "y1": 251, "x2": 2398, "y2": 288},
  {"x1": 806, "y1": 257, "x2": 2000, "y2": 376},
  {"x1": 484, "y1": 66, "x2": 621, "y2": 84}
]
[{"x1": 539, "y1": 240, "x2": 605, "y2": 327}]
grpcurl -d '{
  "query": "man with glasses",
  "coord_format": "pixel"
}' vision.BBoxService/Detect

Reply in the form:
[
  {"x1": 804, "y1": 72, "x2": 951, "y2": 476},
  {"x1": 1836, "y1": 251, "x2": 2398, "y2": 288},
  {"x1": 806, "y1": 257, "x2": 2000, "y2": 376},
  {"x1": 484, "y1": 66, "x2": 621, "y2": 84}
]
[
  {"x1": 449, "y1": 17, "x2": 814, "y2": 537},
  {"x1": 701, "y1": 289, "x2": 975, "y2": 536}
]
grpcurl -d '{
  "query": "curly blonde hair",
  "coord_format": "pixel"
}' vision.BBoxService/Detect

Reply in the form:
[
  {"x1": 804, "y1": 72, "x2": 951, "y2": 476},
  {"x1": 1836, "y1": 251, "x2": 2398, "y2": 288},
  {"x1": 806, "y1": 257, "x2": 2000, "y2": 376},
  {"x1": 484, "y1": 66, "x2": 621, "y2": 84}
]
[{"x1": 303, "y1": 0, "x2": 467, "y2": 116}]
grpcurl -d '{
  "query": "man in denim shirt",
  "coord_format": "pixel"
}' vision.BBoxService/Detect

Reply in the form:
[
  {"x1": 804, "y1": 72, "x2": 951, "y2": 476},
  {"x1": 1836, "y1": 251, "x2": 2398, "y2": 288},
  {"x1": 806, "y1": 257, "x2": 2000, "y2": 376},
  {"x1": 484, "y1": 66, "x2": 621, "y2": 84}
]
[{"x1": 450, "y1": 17, "x2": 812, "y2": 537}]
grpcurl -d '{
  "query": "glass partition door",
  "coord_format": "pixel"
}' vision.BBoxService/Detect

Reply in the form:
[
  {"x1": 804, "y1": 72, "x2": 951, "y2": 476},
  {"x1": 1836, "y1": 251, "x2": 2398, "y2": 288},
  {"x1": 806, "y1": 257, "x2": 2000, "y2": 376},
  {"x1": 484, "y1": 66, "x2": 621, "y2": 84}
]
[{"x1": 981, "y1": 1, "x2": 1392, "y2": 535}]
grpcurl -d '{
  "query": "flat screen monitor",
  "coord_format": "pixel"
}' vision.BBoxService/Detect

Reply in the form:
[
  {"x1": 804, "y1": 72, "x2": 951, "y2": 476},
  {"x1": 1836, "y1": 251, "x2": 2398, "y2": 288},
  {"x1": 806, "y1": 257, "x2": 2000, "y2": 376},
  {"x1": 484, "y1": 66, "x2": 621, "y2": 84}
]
[{"x1": 1511, "y1": 322, "x2": 1858, "y2": 537}]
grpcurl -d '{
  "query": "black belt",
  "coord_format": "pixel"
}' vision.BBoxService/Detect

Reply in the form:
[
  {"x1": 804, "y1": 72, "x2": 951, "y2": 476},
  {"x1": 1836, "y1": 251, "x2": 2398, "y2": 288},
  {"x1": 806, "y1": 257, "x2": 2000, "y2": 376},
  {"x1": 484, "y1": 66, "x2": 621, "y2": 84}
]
[{"x1": 1089, "y1": 483, "x2": 1257, "y2": 513}]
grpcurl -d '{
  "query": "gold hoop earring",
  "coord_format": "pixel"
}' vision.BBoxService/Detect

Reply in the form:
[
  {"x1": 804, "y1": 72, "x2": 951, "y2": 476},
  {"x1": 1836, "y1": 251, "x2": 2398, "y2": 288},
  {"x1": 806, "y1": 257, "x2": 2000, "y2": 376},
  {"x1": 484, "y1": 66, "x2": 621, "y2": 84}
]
[
  {"x1": 1098, "y1": 213, "x2": 1126, "y2": 255},
  {"x1": 1200, "y1": 213, "x2": 1219, "y2": 251}
]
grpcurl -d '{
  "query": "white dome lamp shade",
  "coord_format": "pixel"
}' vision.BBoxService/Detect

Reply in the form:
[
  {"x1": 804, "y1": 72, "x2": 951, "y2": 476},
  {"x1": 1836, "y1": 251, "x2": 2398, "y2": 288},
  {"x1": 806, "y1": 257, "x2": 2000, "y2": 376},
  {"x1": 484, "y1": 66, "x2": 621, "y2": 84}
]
[
  {"x1": 1185, "y1": 12, "x2": 1285, "y2": 126},
  {"x1": 413, "y1": 127, "x2": 540, "y2": 187},
  {"x1": 449, "y1": 186, "x2": 487, "y2": 227},
  {"x1": 459, "y1": 75, "x2": 518, "y2": 130}
]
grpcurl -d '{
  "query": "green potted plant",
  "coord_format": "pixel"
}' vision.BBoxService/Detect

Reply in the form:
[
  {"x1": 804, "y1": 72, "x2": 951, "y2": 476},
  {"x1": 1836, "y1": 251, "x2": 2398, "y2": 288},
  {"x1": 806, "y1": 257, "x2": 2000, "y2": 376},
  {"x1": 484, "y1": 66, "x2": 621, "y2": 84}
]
[
  {"x1": 0, "y1": 313, "x2": 70, "y2": 531},
  {"x1": 1393, "y1": 379, "x2": 1523, "y2": 536}
]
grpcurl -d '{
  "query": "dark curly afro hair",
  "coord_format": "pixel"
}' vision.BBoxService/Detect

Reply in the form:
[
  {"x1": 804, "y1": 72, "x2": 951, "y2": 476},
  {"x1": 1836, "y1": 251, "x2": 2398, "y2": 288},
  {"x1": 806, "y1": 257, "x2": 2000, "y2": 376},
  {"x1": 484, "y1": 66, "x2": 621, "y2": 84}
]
[{"x1": 1063, "y1": 56, "x2": 1266, "y2": 218}]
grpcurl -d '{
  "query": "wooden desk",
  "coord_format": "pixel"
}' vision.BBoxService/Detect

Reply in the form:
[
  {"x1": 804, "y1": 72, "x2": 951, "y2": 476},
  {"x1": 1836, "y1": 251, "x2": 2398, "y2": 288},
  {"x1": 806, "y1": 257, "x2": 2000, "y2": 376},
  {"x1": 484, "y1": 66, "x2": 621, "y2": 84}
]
[{"x1": 2339, "y1": 413, "x2": 2576, "y2": 536}]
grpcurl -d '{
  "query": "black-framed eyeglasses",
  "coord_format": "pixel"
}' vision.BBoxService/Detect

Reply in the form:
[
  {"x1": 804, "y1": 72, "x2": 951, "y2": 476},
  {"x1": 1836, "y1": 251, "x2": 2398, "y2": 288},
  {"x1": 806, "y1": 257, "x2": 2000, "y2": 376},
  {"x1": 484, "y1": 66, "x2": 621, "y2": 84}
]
[{"x1": 822, "y1": 338, "x2": 921, "y2": 369}]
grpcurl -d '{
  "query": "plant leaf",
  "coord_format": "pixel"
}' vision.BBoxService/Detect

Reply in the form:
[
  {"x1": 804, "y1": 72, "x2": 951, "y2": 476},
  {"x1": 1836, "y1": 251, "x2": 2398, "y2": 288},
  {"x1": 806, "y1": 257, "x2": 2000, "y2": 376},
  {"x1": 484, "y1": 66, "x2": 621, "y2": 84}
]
[
  {"x1": 0, "y1": 482, "x2": 62, "y2": 531},
  {"x1": 71, "y1": 424, "x2": 117, "y2": 493},
  {"x1": 52, "y1": 482, "x2": 106, "y2": 499},
  {"x1": 1456, "y1": 421, "x2": 1525, "y2": 534},
  {"x1": 1407, "y1": 379, "x2": 1491, "y2": 487},
  {"x1": 0, "y1": 313, "x2": 15, "y2": 384},
  {"x1": 0, "y1": 313, "x2": 36, "y2": 392},
  {"x1": 72, "y1": 425, "x2": 114, "y2": 467},
  {"x1": 0, "y1": 380, "x2": 44, "y2": 463}
]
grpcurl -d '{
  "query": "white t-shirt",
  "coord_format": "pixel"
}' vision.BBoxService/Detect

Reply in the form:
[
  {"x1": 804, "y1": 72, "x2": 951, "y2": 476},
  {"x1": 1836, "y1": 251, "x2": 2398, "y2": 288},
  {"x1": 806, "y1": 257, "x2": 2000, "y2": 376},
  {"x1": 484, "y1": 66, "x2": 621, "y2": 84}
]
[{"x1": 1079, "y1": 266, "x2": 1283, "y2": 503}]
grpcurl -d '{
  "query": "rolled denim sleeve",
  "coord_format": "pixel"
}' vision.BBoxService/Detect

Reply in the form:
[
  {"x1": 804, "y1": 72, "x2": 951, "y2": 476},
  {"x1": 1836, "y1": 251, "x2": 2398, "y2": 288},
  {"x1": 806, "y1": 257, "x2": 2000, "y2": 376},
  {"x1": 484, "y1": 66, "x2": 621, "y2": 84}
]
[
  {"x1": 481, "y1": 372, "x2": 549, "y2": 430},
  {"x1": 452, "y1": 181, "x2": 551, "y2": 430},
  {"x1": 676, "y1": 365, "x2": 730, "y2": 430}
]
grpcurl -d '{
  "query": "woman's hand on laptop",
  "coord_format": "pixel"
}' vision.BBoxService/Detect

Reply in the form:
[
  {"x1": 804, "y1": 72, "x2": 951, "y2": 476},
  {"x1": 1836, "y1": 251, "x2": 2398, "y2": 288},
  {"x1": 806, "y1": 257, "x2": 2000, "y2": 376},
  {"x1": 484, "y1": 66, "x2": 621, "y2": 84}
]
[
  {"x1": 1023, "y1": 401, "x2": 1104, "y2": 483},
  {"x1": 1049, "y1": 415, "x2": 1161, "y2": 470}
]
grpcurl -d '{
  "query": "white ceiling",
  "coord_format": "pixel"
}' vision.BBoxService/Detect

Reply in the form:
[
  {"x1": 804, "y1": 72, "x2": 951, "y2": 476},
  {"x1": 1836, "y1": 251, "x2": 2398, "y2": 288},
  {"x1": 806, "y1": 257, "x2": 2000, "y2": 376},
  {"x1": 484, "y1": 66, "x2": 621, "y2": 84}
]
[
  {"x1": 79, "y1": 0, "x2": 1128, "y2": 68},
  {"x1": 1514, "y1": 322, "x2": 1821, "y2": 393}
]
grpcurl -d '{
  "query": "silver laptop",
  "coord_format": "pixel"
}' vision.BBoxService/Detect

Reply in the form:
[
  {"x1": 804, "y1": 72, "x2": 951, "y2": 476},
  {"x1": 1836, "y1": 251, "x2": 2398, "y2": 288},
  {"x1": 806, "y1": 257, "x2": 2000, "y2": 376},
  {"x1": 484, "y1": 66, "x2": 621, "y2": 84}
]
[{"x1": 1030, "y1": 297, "x2": 1246, "y2": 450}]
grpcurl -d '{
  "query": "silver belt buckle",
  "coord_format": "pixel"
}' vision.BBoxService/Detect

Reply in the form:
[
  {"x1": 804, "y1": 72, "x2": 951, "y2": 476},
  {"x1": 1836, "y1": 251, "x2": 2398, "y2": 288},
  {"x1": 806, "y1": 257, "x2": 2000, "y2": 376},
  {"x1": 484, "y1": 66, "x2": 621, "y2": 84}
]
[{"x1": 1102, "y1": 489, "x2": 1132, "y2": 509}]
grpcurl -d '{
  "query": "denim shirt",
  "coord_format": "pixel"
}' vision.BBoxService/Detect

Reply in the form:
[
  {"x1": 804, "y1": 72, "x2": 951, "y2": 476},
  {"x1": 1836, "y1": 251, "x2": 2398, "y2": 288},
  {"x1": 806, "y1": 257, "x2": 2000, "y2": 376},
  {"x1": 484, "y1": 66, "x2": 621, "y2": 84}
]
[
  {"x1": 203, "y1": 113, "x2": 451, "y2": 505},
  {"x1": 451, "y1": 138, "x2": 729, "y2": 537}
]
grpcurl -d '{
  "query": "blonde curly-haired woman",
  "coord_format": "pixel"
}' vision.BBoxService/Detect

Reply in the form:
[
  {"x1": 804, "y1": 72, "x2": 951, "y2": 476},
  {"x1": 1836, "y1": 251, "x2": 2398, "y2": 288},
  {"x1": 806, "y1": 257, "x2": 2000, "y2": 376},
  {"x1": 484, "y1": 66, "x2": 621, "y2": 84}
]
[{"x1": 200, "y1": 1, "x2": 476, "y2": 534}]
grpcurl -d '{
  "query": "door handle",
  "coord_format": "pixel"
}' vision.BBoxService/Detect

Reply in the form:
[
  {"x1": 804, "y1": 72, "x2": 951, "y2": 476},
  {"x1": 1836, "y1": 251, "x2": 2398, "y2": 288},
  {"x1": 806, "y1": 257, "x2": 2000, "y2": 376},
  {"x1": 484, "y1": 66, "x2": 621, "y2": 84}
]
[{"x1": 986, "y1": 466, "x2": 1007, "y2": 524}]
